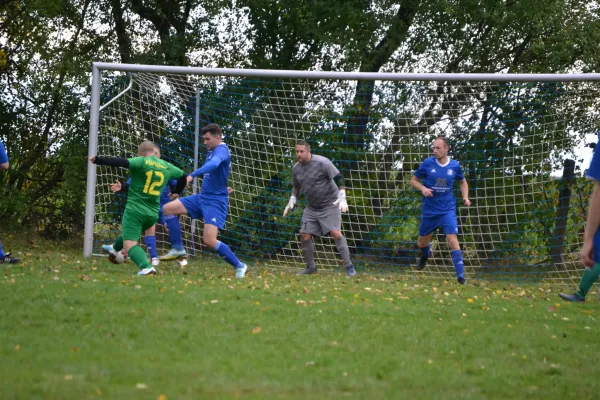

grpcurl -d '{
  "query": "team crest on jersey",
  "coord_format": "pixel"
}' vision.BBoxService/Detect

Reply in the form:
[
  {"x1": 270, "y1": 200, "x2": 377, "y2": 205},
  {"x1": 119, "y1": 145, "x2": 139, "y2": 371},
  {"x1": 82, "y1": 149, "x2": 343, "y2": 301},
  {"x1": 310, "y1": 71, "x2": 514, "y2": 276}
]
[
  {"x1": 448, "y1": 169, "x2": 454, "y2": 176},
  {"x1": 435, "y1": 178, "x2": 448, "y2": 186}
]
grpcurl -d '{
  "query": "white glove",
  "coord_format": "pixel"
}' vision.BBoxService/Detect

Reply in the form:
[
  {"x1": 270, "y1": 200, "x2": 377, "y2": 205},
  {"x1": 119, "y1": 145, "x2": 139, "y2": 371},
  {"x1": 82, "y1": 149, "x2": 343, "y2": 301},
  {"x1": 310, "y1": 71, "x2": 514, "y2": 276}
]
[
  {"x1": 333, "y1": 189, "x2": 349, "y2": 212},
  {"x1": 283, "y1": 195, "x2": 297, "y2": 216}
]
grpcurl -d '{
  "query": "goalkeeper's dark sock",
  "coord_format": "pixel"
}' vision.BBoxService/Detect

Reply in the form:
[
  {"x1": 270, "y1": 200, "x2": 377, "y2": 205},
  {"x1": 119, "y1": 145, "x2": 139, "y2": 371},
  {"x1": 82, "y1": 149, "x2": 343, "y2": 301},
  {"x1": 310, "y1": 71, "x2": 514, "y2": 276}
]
[
  {"x1": 213, "y1": 241, "x2": 244, "y2": 269},
  {"x1": 129, "y1": 245, "x2": 150, "y2": 269},
  {"x1": 0, "y1": 241, "x2": 4, "y2": 257},
  {"x1": 334, "y1": 236, "x2": 353, "y2": 268},
  {"x1": 420, "y1": 244, "x2": 431, "y2": 257},
  {"x1": 576, "y1": 263, "x2": 600, "y2": 298},
  {"x1": 113, "y1": 235, "x2": 124, "y2": 252},
  {"x1": 165, "y1": 215, "x2": 184, "y2": 251},
  {"x1": 144, "y1": 235, "x2": 158, "y2": 258},
  {"x1": 301, "y1": 239, "x2": 316, "y2": 270},
  {"x1": 451, "y1": 249, "x2": 465, "y2": 279}
]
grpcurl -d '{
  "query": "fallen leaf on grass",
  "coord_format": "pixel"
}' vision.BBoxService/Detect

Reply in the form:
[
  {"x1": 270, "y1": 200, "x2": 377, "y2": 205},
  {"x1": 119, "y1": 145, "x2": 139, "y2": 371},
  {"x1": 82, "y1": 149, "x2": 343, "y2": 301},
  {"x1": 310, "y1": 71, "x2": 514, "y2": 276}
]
[
  {"x1": 136, "y1": 383, "x2": 147, "y2": 389},
  {"x1": 468, "y1": 298, "x2": 474, "y2": 303},
  {"x1": 252, "y1": 326, "x2": 262, "y2": 334},
  {"x1": 210, "y1": 300, "x2": 218, "y2": 304},
  {"x1": 64, "y1": 375, "x2": 73, "y2": 380},
  {"x1": 548, "y1": 306, "x2": 557, "y2": 312},
  {"x1": 296, "y1": 300, "x2": 307, "y2": 306},
  {"x1": 157, "y1": 395, "x2": 167, "y2": 400},
  {"x1": 14, "y1": 344, "x2": 20, "y2": 351}
]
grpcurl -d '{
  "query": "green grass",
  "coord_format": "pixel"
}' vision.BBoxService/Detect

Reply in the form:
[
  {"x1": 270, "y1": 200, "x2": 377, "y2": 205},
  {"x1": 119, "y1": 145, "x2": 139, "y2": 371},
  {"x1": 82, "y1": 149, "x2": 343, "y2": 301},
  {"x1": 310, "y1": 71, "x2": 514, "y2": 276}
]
[{"x1": 0, "y1": 241, "x2": 599, "y2": 399}]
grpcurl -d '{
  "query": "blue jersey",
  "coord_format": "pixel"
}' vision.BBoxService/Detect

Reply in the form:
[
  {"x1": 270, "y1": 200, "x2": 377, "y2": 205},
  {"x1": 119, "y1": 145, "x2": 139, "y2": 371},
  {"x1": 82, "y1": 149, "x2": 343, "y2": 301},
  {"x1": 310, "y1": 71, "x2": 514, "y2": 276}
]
[
  {"x1": 414, "y1": 157, "x2": 464, "y2": 215},
  {"x1": 195, "y1": 143, "x2": 231, "y2": 199},
  {"x1": 0, "y1": 140, "x2": 7, "y2": 164}
]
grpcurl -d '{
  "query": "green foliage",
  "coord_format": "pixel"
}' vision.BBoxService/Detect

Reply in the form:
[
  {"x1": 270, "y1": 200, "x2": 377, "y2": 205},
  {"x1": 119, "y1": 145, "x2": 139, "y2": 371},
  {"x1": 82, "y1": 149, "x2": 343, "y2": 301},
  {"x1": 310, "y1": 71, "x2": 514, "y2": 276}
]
[{"x1": 2, "y1": 0, "x2": 600, "y2": 266}]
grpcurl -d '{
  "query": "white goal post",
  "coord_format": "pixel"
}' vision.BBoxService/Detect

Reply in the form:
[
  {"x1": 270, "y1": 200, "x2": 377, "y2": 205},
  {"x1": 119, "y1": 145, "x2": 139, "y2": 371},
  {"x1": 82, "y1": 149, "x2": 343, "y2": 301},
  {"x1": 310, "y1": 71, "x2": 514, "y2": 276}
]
[{"x1": 85, "y1": 62, "x2": 600, "y2": 283}]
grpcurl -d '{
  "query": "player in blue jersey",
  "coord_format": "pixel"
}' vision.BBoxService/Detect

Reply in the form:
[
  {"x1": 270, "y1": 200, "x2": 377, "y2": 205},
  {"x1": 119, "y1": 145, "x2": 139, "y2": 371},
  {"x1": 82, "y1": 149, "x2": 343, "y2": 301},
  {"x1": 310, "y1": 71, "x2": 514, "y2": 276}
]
[
  {"x1": 559, "y1": 138, "x2": 600, "y2": 302},
  {"x1": 410, "y1": 136, "x2": 471, "y2": 284},
  {"x1": 0, "y1": 140, "x2": 20, "y2": 264},
  {"x1": 162, "y1": 123, "x2": 248, "y2": 278}
]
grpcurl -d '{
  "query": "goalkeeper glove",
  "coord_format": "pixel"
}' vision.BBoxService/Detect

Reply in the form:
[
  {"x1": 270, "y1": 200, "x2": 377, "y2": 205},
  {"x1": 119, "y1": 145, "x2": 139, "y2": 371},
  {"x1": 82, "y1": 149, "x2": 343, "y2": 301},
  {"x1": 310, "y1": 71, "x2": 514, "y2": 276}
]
[
  {"x1": 283, "y1": 195, "x2": 297, "y2": 216},
  {"x1": 333, "y1": 189, "x2": 349, "y2": 212}
]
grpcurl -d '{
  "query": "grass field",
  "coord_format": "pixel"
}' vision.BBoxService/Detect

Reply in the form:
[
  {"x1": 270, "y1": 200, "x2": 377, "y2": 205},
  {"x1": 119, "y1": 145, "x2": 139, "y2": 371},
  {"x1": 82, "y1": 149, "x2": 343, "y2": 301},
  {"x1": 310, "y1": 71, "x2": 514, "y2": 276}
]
[{"x1": 0, "y1": 239, "x2": 599, "y2": 399}]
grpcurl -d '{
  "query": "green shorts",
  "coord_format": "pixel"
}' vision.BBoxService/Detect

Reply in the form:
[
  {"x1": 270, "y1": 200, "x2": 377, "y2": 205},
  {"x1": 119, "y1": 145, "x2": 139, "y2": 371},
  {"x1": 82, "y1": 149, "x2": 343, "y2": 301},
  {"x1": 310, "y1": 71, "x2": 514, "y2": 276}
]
[{"x1": 122, "y1": 209, "x2": 157, "y2": 241}]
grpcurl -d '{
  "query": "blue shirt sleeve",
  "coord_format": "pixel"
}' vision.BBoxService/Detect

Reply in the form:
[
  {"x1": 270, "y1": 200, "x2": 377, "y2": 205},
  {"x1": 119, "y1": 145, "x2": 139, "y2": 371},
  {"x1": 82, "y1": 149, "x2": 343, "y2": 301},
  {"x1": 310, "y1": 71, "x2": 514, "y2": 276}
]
[
  {"x1": 190, "y1": 146, "x2": 229, "y2": 178},
  {"x1": 0, "y1": 141, "x2": 8, "y2": 164},
  {"x1": 414, "y1": 160, "x2": 428, "y2": 179},
  {"x1": 587, "y1": 143, "x2": 600, "y2": 181},
  {"x1": 455, "y1": 163, "x2": 465, "y2": 181}
]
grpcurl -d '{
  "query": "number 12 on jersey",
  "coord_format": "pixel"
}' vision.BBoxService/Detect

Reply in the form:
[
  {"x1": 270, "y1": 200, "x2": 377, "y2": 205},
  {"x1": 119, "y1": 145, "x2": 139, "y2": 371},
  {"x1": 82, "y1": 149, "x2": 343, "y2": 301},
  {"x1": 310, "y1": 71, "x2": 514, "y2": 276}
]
[{"x1": 143, "y1": 171, "x2": 164, "y2": 195}]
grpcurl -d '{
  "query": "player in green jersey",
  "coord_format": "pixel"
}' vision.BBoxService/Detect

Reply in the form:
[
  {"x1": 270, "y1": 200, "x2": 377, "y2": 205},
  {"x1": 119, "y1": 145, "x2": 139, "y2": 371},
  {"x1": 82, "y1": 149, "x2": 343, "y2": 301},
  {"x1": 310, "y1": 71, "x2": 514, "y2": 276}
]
[{"x1": 91, "y1": 140, "x2": 188, "y2": 275}]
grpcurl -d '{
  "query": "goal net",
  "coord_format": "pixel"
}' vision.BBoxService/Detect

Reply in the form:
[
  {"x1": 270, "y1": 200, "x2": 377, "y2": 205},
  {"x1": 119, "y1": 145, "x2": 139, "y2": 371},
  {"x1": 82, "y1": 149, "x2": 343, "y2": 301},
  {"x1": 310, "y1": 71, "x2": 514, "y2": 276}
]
[{"x1": 85, "y1": 64, "x2": 598, "y2": 284}]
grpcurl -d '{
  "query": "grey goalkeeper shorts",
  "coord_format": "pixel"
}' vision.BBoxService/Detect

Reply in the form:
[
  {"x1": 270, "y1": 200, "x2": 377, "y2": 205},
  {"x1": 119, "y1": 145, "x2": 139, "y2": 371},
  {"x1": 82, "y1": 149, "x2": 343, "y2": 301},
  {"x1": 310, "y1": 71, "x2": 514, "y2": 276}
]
[{"x1": 300, "y1": 205, "x2": 341, "y2": 237}]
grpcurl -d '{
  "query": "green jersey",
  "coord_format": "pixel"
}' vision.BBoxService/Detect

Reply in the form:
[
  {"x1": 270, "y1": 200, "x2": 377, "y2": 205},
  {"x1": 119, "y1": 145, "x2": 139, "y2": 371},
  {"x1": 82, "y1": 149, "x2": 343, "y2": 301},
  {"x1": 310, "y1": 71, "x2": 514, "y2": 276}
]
[{"x1": 126, "y1": 155, "x2": 184, "y2": 216}]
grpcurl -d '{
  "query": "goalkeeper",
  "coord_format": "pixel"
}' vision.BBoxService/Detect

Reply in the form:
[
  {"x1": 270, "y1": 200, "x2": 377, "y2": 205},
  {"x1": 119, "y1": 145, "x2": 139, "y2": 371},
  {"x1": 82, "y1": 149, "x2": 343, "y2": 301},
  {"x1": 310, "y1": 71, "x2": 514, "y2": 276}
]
[
  {"x1": 282, "y1": 140, "x2": 356, "y2": 276},
  {"x1": 91, "y1": 140, "x2": 187, "y2": 275}
]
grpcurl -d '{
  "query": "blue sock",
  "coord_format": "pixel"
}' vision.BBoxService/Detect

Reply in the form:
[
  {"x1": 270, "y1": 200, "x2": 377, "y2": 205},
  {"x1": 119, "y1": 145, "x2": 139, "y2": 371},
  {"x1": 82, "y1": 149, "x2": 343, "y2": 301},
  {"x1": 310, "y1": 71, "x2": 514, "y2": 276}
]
[
  {"x1": 420, "y1": 244, "x2": 431, "y2": 257},
  {"x1": 145, "y1": 236, "x2": 158, "y2": 259},
  {"x1": 213, "y1": 241, "x2": 244, "y2": 269},
  {"x1": 0, "y1": 241, "x2": 4, "y2": 257},
  {"x1": 451, "y1": 249, "x2": 465, "y2": 279},
  {"x1": 165, "y1": 215, "x2": 184, "y2": 251}
]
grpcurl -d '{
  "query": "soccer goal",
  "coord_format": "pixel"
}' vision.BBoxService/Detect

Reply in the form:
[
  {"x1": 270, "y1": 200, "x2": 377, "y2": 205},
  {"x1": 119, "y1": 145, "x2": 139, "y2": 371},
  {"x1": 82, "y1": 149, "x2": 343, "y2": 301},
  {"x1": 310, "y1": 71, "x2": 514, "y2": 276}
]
[{"x1": 84, "y1": 63, "x2": 599, "y2": 283}]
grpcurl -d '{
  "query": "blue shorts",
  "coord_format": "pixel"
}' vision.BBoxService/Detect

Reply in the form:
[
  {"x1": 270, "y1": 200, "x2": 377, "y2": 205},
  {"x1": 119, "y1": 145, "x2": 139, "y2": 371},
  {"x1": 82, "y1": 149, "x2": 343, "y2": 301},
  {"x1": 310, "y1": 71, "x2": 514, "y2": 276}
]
[
  {"x1": 419, "y1": 212, "x2": 459, "y2": 237},
  {"x1": 180, "y1": 194, "x2": 228, "y2": 229}
]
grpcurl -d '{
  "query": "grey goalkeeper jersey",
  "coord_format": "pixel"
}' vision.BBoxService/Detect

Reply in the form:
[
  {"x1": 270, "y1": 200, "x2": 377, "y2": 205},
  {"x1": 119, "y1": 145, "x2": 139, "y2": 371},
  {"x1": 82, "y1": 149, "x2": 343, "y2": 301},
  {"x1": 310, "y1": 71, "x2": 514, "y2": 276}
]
[{"x1": 292, "y1": 154, "x2": 340, "y2": 210}]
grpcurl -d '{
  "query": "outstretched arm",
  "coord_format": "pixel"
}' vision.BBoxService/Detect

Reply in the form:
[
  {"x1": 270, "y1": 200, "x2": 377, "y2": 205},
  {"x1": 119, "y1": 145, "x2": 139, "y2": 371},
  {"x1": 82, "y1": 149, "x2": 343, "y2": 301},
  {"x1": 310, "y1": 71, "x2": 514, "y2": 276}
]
[
  {"x1": 90, "y1": 155, "x2": 129, "y2": 168},
  {"x1": 189, "y1": 156, "x2": 223, "y2": 178}
]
